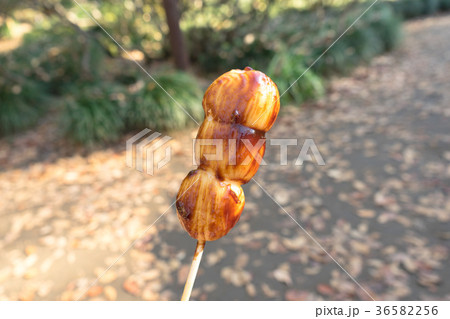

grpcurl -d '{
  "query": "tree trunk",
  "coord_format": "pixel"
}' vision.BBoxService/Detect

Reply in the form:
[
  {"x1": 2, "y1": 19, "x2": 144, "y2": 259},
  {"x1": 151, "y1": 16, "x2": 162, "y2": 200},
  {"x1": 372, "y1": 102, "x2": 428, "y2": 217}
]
[{"x1": 163, "y1": 0, "x2": 189, "y2": 70}]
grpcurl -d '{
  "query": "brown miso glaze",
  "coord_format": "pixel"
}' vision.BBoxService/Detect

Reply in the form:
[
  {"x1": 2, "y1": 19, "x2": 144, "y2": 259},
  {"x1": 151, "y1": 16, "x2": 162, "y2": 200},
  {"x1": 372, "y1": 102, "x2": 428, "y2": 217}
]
[
  {"x1": 202, "y1": 69, "x2": 280, "y2": 131},
  {"x1": 196, "y1": 120, "x2": 266, "y2": 184},
  {"x1": 176, "y1": 67, "x2": 279, "y2": 241},
  {"x1": 176, "y1": 169, "x2": 244, "y2": 241}
]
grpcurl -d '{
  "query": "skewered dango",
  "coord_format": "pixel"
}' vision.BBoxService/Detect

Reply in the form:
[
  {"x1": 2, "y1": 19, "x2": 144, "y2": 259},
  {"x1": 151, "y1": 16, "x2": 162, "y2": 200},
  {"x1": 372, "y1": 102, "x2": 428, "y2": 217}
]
[{"x1": 177, "y1": 67, "x2": 280, "y2": 300}]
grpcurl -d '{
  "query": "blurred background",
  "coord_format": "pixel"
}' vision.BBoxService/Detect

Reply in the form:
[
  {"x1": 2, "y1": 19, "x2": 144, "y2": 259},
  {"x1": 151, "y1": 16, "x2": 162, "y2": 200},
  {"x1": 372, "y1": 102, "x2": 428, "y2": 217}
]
[{"x1": 0, "y1": 0, "x2": 449, "y2": 300}]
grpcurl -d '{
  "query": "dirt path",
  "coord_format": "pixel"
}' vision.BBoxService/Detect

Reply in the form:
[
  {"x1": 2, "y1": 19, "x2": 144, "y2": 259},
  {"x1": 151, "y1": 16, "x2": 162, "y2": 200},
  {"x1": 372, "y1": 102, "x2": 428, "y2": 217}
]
[{"x1": 0, "y1": 14, "x2": 449, "y2": 301}]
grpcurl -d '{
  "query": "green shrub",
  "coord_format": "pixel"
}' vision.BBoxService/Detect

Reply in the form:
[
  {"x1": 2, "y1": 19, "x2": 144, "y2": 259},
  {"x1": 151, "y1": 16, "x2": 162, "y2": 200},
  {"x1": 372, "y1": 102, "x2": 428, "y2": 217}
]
[
  {"x1": 0, "y1": 21, "x2": 110, "y2": 140},
  {"x1": 440, "y1": 0, "x2": 450, "y2": 10},
  {"x1": 0, "y1": 74, "x2": 47, "y2": 136},
  {"x1": 187, "y1": 26, "x2": 274, "y2": 73},
  {"x1": 347, "y1": 27, "x2": 384, "y2": 61},
  {"x1": 0, "y1": 23, "x2": 10, "y2": 39},
  {"x1": 61, "y1": 71, "x2": 203, "y2": 145},
  {"x1": 95, "y1": 0, "x2": 168, "y2": 60},
  {"x1": 266, "y1": 50, "x2": 325, "y2": 105},
  {"x1": 60, "y1": 83, "x2": 125, "y2": 145},
  {"x1": 13, "y1": 26, "x2": 106, "y2": 94},
  {"x1": 422, "y1": 0, "x2": 440, "y2": 14},
  {"x1": 391, "y1": 0, "x2": 425, "y2": 18},
  {"x1": 312, "y1": 40, "x2": 356, "y2": 76},
  {"x1": 368, "y1": 4, "x2": 403, "y2": 52},
  {"x1": 312, "y1": 27, "x2": 382, "y2": 76},
  {"x1": 312, "y1": 3, "x2": 400, "y2": 76},
  {"x1": 126, "y1": 71, "x2": 203, "y2": 131}
]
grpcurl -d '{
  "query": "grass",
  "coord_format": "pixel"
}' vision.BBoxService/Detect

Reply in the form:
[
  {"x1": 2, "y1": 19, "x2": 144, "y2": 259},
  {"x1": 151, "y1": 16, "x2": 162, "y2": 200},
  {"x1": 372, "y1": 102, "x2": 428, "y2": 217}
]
[
  {"x1": 265, "y1": 49, "x2": 325, "y2": 105},
  {"x1": 60, "y1": 83, "x2": 125, "y2": 145},
  {"x1": 59, "y1": 71, "x2": 204, "y2": 145},
  {"x1": 126, "y1": 71, "x2": 204, "y2": 131},
  {"x1": 0, "y1": 66, "x2": 48, "y2": 136}
]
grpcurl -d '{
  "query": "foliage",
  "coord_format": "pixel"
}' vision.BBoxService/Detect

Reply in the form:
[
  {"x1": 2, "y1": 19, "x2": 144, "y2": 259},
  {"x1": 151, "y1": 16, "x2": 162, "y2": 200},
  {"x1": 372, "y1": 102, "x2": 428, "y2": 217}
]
[
  {"x1": 265, "y1": 50, "x2": 325, "y2": 105},
  {"x1": 0, "y1": 23, "x2": 10, "y2": 38},
  {"x1": 93, "y1": 0, "x2": 168, "y2": 61},
  {"x1": 368, "y1": 4, "x2": 402, "y2": 52},
  {"x1": 60, "y1": 83, "x2": 125, "y2": 145},
  {"x1": 0, "y1": 68, "x2": 47, "y2": 136},
  {"x1": 422, "y1": 0, "x2": 441, "y2": 14},
  {"x1": 184, "y1": 0, "x2": 275, "y2": 73},
  {"x1": 312, "y1": 3, "x2": 401, "y2": 76},
  {"x1": 186, "y1": 1, "x2": 403, "y2": 100},
  {"x1": 390, "y1": 0, "x2": 424, "y2": 18},
  {"x1": 59, "y1": 71, "x2": 203, "y2": 145},
  {"x1": 261, "y1": 2, "x2": 401, "y2": 101},
  {"x1": 14, "y1": 26, "x2": 106, "y2": 94},
  {"x1": 2, "y1": 0, "x2": 450, "y2": 144},
  {"x1": 389, "y1": 0, "x2": 448, "y2": 18},
  {"x1": 187, "y1": 26, "x2": 273, "y2": 73},
  {"x1": 441, "y1": 0, "x2": 450, "y2": 10},
  {"x1": 0, "y1": 21, "x2": 106, "y2": 139},
  {"x1": 404, "y1": 0, "x2": 426, "y2": 18},
  {"x1": 126, "y1": 71, "x2": 203, "y2": 131}
]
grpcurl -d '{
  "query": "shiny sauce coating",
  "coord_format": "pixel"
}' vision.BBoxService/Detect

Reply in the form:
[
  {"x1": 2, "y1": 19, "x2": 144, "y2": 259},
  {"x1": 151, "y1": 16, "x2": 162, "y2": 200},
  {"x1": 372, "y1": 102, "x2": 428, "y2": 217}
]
[{"x1": 176, "y1": 68, "x2": 280, "y2": 241}]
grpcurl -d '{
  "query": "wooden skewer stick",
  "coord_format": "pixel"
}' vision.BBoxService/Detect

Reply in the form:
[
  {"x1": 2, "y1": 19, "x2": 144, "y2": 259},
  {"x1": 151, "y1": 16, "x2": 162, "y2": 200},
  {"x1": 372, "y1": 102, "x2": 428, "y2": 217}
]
[{"x1": 181, "y1": 240, "x2": 206, "y2": 301}]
